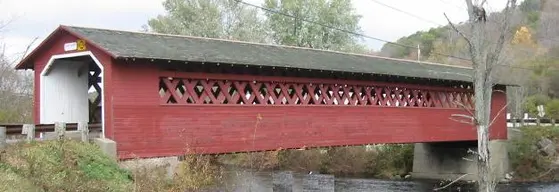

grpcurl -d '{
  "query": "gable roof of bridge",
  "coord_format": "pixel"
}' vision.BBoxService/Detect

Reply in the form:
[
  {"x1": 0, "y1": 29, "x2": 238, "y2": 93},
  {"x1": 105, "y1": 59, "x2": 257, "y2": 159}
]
[{"x1": 16, "y1": 25, "x2": 518, "y2": 86}]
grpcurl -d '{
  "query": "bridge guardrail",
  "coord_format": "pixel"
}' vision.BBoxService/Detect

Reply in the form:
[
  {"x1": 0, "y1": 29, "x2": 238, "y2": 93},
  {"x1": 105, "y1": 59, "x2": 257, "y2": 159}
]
[
  {"x1": 0, "y1": 123, "x2": 102, "y2": 135},
  {"x1": 0, "y1": 122, "x2": 102, "y2": 148}
]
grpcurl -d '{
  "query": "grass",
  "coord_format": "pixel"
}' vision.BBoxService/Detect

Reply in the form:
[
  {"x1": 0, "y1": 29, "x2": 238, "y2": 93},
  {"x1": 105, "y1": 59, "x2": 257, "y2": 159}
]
[
  {"x1": 0, "y1": 138, "x2": 227, "y2": 192},
  {"x1": 4, "y1": 125, "x2": 558, "y2": 191},
  {"x1": 0, "y1": 139, "x2": 133, "y2": 192},
  {"x1": 170, "y1": 153, "x2": 223, "y2": 191}
]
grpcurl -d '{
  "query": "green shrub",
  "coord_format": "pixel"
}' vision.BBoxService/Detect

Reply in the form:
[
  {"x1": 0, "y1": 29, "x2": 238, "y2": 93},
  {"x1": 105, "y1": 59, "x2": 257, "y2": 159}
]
[
  {"x1": 277, "y1": 149, "x2": 325, "y2": 173},
  {"x1": 545, "y1": 99, "x2": 559, "y2": 120},
  {"x1": 368, "y1": 144, "x2": 414, "y2": 178},
  {"x1": 320, "y1": 146, "x2": 375, "y2": 177},
  {"x1": 508, "y1": 126, "x2": 559, "y2": 181},
  {"x1": 523, "y1": 94, "x2": 550, "y2": 117},
  {"x1": 218, "y1": 151, "x2": 280, "y2": 170},
  {"x1": 219, "y1": 145, "x2": 414, "y2": 180}
]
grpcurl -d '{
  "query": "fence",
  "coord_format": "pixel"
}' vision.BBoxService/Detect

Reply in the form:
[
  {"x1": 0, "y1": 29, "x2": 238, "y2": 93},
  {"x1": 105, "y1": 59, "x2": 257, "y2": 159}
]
[
  {"x1": 0, "y1": 122, "x2": 103, "y2": 149},
  {"x1": 506, "y1": 113, "x2": 557, "y2": 127}
]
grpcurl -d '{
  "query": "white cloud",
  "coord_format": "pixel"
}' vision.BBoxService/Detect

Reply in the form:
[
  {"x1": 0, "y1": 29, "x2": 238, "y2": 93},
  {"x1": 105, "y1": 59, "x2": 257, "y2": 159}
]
[{"x1": 0, "y1": 0, "x2": 521, "y2": 59}]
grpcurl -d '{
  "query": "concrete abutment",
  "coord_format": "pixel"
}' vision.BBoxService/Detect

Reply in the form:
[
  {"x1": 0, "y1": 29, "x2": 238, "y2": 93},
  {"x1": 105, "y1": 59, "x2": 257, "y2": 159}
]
[{"x1": 411, "y1": 139, "x2": 510, "y2": 181}]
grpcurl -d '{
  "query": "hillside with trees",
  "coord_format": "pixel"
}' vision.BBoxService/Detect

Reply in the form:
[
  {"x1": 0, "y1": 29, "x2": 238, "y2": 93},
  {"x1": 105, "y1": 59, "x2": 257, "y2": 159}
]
[{"x1": 379, "y1": 0, "x2": 559, "y2": 121}]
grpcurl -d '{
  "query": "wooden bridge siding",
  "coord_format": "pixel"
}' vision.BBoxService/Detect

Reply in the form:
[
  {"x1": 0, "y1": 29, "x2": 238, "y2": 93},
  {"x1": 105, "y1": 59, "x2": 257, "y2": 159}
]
[
  {"x1": 110, "y1": 62, "x2": 507, "y2": 160},
  {"x1": 491, "y1": 89, "x2": 507, "y2": 139},
  {"x1": 31, "y1": 30, "x2": 115, "y2": 138},
  {"x1": 113, "y1": 106, "x2": 476, "y2": 159}
]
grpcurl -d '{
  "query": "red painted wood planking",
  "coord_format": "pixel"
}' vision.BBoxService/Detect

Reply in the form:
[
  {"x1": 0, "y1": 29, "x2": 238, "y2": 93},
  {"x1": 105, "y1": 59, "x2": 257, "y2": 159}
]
[
  {"x1": 111, "y1": 61, "x2": 507, "y2": 160},
  {"x1": 27, "y1": 28, "x2": 508, "y2": 160},
  {"x1": 30, "y1": 29, "x2": 114, "y2": 138}
]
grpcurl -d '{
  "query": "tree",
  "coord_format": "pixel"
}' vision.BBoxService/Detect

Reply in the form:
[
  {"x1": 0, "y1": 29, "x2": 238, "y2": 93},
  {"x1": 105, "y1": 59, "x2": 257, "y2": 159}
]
[
  {"x1": 524, "y1": 94, "x2": 550, "y2": 125},
  {"x1": 512, "y1": 26, "x2": 537, "y2": 46},
  {"x1": 537, "y1": 0, "x2": 559, "y2": 48},
  {"x1": 545, "y1": 99, "x2": 559, "y2": 126},
  {"x1": 444, "y1": 0, "x2": 518, "y2": 191},
  {"x1": 146, "y1": 0, "x2": 269, "y2": 43},
  {"x1": 262, "y1": 0, "x2": 367, "y2": 53},
  {"x1": 427, "y1": 36, "x2": 472, "y2": 66},
  {"x1": 506, "y1": 25, "x2": 542, "y2": 123},
  {"x1": 0, "y1": 24, "x2": 34, "y2": 123}
]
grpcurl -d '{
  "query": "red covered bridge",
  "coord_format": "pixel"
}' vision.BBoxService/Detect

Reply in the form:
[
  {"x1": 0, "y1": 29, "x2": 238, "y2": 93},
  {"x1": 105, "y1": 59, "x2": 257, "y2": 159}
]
[{"x1": 15, "y1": 25, "x2": 513, "y2": 160}]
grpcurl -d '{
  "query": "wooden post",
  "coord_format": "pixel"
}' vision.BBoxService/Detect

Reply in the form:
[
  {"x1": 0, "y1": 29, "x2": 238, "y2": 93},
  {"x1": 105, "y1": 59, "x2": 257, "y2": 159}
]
[
  {"x1": 23, "y1": 124, "x2": 35, "y2": 142},
  {"x1": 78, "y1": 122, "x2": 89, "y2": 142},
  {"x1": 55, "y1": 122, "x2": 66, "y2": 140},
  {"x1": 0, "y1": 126, "x2": 6, "y2": 149}
]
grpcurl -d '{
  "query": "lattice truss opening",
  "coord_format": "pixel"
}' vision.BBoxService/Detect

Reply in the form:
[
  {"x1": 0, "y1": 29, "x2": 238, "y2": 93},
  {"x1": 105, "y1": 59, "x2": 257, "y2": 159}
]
[
  {"x1": 159, "y1": 77, "x2": 474, "y2": 109},
  {"x1": 88, "y1": 65, "x2": 102, "y2": 123}
]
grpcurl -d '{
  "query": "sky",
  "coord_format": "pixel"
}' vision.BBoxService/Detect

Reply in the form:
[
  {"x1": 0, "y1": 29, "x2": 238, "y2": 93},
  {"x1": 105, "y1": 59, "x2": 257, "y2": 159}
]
[{"x1": 0, "y1": 0, "x2": 518, "y2": 61}]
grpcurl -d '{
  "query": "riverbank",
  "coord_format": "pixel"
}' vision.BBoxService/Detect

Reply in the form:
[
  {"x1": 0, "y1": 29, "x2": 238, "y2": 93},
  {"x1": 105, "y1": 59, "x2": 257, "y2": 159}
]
[
  {"x1": 214, "y1": 125, "x2": 559, "y2": 183},
  {"x1": 508, "y1": 125, "x2": 559, "y2": 182},
  {"x1": 1, "y1": 126, "x2": 558, "y2": 191},
  {"x1": 217, "y1": 144, "x2": 414, "y2": 180}
]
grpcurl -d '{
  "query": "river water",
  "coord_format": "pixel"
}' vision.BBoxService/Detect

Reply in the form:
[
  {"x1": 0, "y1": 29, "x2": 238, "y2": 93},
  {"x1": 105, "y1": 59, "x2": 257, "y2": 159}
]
[{"x1": 208, "y1": 169, "x2": 559, "y2": 192}]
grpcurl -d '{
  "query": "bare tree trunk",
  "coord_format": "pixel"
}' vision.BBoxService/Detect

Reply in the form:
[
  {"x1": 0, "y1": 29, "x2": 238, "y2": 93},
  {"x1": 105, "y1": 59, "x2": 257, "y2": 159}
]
[
  {"x1": 473, "y1": 49, "x2": 495, "y2": 192},
  {"x1": 445, "y1": 1, "x2": 517, "y2": 191}
]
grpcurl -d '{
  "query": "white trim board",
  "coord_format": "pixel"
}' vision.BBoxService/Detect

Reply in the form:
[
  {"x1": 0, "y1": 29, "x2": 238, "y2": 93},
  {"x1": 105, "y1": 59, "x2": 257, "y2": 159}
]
[{"x1": 39, "y1": 51, "x2": 106, "y2": 138}]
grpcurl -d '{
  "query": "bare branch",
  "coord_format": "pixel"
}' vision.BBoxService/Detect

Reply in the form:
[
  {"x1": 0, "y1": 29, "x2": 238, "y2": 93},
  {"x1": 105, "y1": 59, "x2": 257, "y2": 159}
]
[
  {"x1": 13, "y1": 37, "x2": 38, "y2": 64},
  {"x1": 535, "y1": 167, "x2": 556, "y2": 179},
  {"x1": 444, "y1": 13, "x2": 473, "y2": 48},
  {"x1": 488, "y1": 101, "x2": 510, "y2": 128},
  {"x1": 453, "y1": 100, "x2": 475, "y2": 117},
  {"x1": 487, "y1": 0, "x2": 518, "y2": 77},
  {"x1": 492, "y1": 89, "x2": 506, "y2": 94},
  {"x1": 444, "y1": 12, "x2": 477, "y2": 67},
  {"x1": 450, "y1": 114, "x2": 476, "y2": 125},
  {"x1": 0, "y1": 19, "x2": 14, "y2": 32},
  {"x1": 21, "y1": 37, "x2": 38, "y2": 58},
  {"x1": 433, "y1": 173, "x2": 470, "y2": 191}
]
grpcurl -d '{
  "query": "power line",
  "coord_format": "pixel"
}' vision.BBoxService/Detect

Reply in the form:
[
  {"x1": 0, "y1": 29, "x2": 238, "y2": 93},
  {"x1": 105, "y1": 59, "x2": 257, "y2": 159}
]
[
  {"x1": 437, "y1": 0, "x2": 559, "y2": 45},
  {"x1": 369, "y1": 0, "x2": 442, "y2": 26},
  {"x1": 371, "y1": 0, "x2": 559, "y2": 54},
  {"x1": 233, "y1": 0, "x2": 413, "y2": 48},
  {"x1": 368, "y1": 0, "x2": 559, "y2": 71},
  {"x1": 234, "y1": 0, "x2": 558, "y2": 72},
  {"x1": 233, "y1": 0, "x2": 469, "y2": 61}
]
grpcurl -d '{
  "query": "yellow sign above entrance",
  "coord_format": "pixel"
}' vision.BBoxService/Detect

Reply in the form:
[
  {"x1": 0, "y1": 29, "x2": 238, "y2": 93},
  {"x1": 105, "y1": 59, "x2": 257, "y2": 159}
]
[{"x1": 77, "y1": 39, "x2": 86, "y2": 51}]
